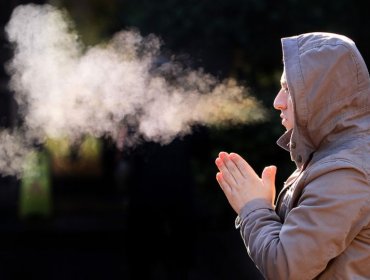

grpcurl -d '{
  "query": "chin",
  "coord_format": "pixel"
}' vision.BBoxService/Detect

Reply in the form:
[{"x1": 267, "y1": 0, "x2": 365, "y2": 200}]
[{"x1": 283, "y1": 124, "x2": 292, "y2": 131}]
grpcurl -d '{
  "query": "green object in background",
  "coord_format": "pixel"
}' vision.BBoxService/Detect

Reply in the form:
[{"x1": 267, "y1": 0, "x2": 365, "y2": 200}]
[{"x1": 19, "y1": 151, "x2": 52, "y2": 219}]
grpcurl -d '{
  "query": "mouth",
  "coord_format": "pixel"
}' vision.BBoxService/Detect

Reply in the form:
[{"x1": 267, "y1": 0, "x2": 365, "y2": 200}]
[{"x1": 280, "y1": 114, "x2": 288, "y2": 127}]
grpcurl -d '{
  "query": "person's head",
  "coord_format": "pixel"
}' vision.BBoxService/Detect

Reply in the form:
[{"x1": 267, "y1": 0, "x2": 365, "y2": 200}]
[
  {"x1": 274, "y1": 70, "x2": 294, "y2": 131},
  {"x1": 278, "y1": 32, "x2": 370, "y2": 166}
]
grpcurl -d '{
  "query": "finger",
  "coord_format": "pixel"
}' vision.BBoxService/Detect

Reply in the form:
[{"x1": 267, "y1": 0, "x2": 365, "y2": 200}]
[
  {"x1": 215, "y1": 157, "x2": 237, "y2": 186},
  {"x1": 261, "y1": 166, "x2": 276, "y2": 187},
  {"x1": 218, "y1": 151, "x2": 229, "y2": 158},
  {"x1": 219, "y1": 153, "x2": 245, "y2": 183},
  {"x1": 229, "y1": 153, "x2": 258, "y2": 178},
  {"x1": 216, "y1": 172, "x2": 232, "y2": 193}
]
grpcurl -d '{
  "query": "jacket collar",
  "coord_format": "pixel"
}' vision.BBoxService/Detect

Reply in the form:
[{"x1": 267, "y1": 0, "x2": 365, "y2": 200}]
[{"x1": 277, "y1": 129, "x2": 292, "y2": 152}]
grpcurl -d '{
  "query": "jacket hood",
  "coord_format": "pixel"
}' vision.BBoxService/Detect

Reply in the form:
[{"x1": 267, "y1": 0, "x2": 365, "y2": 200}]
[{"x1": 278, "y1": 32, "x2": 370, "y2": 168}]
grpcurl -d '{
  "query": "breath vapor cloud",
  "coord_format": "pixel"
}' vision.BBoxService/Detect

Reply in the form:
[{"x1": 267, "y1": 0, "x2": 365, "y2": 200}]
[{"x1": 1, "y1": 4, "x2": 265, "y2": 176}]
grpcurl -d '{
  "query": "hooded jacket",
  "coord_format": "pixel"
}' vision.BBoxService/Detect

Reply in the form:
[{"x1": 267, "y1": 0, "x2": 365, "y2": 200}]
[{"x1": 237, "y1": 32, "x2": 370, "y2": 279}]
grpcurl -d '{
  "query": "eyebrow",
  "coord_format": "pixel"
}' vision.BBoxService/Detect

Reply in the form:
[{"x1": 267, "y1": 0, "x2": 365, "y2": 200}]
[
  {"x1": 280, "y1": 80, "x2": 289, "y2": 92},
  {"x1": 280, "y1": 78, "x2": 287, "y2": 86}
]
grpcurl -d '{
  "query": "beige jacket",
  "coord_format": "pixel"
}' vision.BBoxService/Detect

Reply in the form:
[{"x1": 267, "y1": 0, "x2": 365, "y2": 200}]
[{"x1": 237, "y1": 32, "x2": 370, "y2": 279}]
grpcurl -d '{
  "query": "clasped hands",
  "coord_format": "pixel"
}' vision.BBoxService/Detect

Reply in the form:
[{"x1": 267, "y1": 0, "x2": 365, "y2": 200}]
[{"x1": 215, "y1": 152, "x2": 277, "y2": 214}]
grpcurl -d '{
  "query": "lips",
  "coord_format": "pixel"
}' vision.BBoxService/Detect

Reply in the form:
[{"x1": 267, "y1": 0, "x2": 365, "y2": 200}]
[{"x1": 280, "y1": 114, "x2": 288, "y2": 127}]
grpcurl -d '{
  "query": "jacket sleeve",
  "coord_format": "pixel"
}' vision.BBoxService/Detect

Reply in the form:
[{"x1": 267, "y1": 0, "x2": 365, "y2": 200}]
[{"x1": 238, "y1": 162, "x2": 370, "y2": 280}]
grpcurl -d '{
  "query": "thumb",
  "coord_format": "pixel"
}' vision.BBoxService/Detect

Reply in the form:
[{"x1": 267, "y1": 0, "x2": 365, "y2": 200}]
[
  {"x1": 262, "y1": 165, "x2": 277, "y2": 189},
  {"x1": 262, "y1": 166, "x2": 277, "y2": 205}
]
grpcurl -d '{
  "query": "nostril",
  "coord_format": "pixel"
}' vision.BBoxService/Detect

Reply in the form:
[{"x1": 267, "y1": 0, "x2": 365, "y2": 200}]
[
  {"x1": 274, "y1": 90, "x2": 288, "y2": 110},
  {"x1": 273, "y1": 100, "x2": 285, "y2": 110}
]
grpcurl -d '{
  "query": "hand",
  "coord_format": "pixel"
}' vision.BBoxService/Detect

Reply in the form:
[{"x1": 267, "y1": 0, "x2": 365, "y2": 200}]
[{"x1": 215, "y1": 152, "x2": 276, "y2": 214}]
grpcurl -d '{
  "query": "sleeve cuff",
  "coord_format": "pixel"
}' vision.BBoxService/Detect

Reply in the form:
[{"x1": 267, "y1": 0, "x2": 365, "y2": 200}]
[{"x1": 235, "y1": 198, "x2": 274, "y2": 229}]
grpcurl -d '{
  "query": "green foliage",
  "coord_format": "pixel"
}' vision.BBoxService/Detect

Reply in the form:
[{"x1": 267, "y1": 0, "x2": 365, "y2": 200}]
[{"x1": 19, "y1": 151, "x2": 52, "y2": 219}]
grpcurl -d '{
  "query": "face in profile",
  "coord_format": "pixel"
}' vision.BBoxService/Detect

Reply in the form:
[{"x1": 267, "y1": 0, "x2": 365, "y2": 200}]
[{"x1": 273, "y1": 72, "x2": 295, "y2": 131}]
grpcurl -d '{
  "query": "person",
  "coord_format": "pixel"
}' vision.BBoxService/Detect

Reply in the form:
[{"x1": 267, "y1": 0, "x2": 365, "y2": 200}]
[{"x1": 215, "y1": 32, "x2": 370, "y2": 279}]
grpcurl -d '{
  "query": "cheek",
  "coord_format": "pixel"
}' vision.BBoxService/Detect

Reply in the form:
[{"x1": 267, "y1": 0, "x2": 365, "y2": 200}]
[{"x1": 287, "y1": 97, "x2": 295, "y2": 121}]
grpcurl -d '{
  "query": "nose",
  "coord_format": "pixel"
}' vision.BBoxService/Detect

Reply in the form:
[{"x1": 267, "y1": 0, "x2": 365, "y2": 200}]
[{"x1": 273, "y1": 89, "x2": 288, "y2": 110}]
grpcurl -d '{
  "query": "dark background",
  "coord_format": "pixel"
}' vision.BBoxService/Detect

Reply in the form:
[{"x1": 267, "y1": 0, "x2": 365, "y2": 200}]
[{"x1": 0, "y1": 1, "x2": 369, "y2": 279}]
